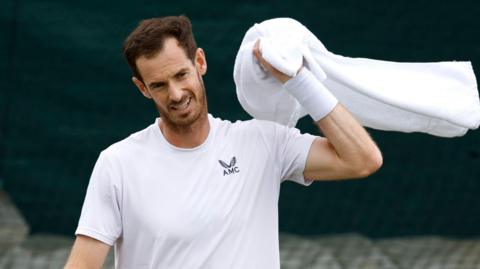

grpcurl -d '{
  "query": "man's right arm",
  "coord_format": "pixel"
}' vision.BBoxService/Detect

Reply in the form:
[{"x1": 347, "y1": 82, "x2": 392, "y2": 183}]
[{"x1": 64, "y1": 235, "x2": 111, "y2": 269}]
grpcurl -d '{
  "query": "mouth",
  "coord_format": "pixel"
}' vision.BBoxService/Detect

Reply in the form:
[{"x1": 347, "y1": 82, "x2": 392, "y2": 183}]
[{"x1": 170, "y1": 97, "x2": 192, "y2": 111}]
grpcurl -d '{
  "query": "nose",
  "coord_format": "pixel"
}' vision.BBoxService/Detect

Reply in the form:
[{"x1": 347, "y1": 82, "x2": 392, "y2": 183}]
[{"x1": 168, "y1": 82, "x2": 184, "y2": 102}]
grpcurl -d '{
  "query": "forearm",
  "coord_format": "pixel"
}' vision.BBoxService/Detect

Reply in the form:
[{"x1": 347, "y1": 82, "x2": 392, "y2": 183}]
[
  {"x1": 316, "y1": 104, "x2": 382, "y2": 175},
  {"x1": 253, "y1": 42, "x2": 382, "y2": 179},
  {"x1": 281, "y1": 67, "x2": 382, "y2": 174}
]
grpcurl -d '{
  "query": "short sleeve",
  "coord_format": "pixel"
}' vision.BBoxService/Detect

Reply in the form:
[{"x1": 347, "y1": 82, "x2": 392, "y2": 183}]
[
  {"x1": 270, "y1": 123, "x2": 316, "y2": 186},
  {"x1": 75, "y1": 151, "x2": 123, "y2": 246}
]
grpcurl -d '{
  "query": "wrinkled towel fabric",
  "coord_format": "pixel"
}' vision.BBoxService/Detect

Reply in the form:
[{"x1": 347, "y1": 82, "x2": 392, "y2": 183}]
[{"x1": 233, "y1": 18, "x2": 480, "y2": 137}]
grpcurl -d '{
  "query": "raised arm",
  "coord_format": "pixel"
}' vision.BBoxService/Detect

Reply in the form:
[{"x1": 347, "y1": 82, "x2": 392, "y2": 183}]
[
  {"x1": 64, "y1": 235, "x2": 111, "y2": 269},
  {"x1": 253, "y1": 40, "x2": 382, "y2": 181}
]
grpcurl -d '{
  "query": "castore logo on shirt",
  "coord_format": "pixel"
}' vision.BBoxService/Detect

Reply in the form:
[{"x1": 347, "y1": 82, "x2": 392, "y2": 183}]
[{"x1": 218, "y1": 157, "x2": 240, "y2": 176}]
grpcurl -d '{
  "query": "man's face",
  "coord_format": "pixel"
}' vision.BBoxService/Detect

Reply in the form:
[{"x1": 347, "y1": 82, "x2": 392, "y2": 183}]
[{"x1": 134, "y1": 38, "x2": 207, "y2": 128}]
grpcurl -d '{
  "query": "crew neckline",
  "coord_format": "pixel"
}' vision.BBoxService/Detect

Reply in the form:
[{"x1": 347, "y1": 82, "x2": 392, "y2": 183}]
[{"x1": 154, "y1": 114, "x2": 215, "y2": 152}]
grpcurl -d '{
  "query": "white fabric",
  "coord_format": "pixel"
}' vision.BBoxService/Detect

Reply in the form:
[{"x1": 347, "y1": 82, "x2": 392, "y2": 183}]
[
  {"x1": 258, "y1": 36, "x2": 303, "y2": 77},
  {"x1": 234, "y1": 18, "x2": 480, "y2": 137},
  {"x1": 75, "y1": 114, "x2": 315, "y2": 269},
  {"x1": 283, "y1": 68, "x2": 338, "y2": 121}
]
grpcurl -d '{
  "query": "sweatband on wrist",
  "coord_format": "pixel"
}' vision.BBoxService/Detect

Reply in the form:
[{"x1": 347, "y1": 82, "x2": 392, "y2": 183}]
[{"x1": 283, "y1": 68, "x2": 338, "y2": 121}]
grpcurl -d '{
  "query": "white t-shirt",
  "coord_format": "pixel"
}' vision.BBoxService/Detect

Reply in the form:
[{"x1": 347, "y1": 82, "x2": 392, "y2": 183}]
[{"x1": 75, "y1": 114, "x2": 316, "y2": 269}]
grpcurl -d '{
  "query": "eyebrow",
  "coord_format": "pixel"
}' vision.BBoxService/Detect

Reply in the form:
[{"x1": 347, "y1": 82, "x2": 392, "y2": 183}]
[
  {"x1": 148, "y1": 81, "x2": 165, "y2": 89},
  {"x1": 147, "y1": 68, "x2": 189, "y2": 89}
]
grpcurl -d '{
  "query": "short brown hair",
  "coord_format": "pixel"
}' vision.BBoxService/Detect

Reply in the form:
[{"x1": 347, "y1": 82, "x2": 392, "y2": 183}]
[{"x1": 122, "y1": 15, "x2": 198, "y2": 82}]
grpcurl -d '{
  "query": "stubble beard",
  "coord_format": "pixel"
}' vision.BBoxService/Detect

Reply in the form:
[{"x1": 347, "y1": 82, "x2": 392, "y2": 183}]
[{"x1": 157, "y1": 71, "x2": 208, "y2": 132}]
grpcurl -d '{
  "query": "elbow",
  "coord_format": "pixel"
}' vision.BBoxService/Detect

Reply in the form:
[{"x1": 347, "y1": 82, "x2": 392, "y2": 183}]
[{"x1": 354, "y1": 148, "x2": 383, "y2": 178}]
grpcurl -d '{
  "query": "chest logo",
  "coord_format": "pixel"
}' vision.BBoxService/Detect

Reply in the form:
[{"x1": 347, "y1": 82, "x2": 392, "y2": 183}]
[{"x1": 219, "y1": 157, "x2": 240, "y2": 176}]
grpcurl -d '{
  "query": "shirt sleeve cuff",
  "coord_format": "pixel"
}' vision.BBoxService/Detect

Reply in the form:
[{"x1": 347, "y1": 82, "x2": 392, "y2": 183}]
[{"x1": 75, "y1": 227, "x2": 117, "y2": 246}]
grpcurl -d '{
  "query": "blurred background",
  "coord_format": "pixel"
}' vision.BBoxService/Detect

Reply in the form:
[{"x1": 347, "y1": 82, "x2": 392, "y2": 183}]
[{"x1": 0, "y1": 0, "x2": 479, "y2": 268}]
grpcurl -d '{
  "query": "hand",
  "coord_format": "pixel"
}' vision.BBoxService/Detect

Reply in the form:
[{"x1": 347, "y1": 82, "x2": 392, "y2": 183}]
[{"x1": 253, "y1": 39, "x2": 297, "y2": 84}]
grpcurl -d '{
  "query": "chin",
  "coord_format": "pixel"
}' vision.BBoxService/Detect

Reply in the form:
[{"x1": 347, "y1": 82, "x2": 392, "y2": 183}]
[
  {"x1": 158, "y1": 94, "x2": 208, "y2": 128},
  {"x1": 163, "y1": 109, "x2": 204, "y2": 127}
]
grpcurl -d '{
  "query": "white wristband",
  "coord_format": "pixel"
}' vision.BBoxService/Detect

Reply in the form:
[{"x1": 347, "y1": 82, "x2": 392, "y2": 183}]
[{"x1": 283, "y1": 68, "x2": 338, "y2": 121}]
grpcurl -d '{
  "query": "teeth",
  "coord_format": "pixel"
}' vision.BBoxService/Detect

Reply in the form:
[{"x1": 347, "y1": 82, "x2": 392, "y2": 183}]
[{"x1": 172, "y1": 97, "x2": 191, "y2": 110}]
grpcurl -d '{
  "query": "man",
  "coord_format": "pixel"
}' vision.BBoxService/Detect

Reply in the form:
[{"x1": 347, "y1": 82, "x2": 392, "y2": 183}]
[{"x1": 65, "y1": 15, "x2": 382, "y2": 268}]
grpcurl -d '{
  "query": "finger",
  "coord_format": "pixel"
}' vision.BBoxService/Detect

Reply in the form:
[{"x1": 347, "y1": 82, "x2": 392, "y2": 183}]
[
  {"x1": 252, "y1": 39, "x2": 278, "y2": 74},
  {"x1": 254, "y1": 49, "x2": 260, "y2": 61},
  {"x1": 253, "y1": 39, "x2": 261, "y2": 60},
  {"x1": 254, "y1": 39, "x2": 260, "y2": 51},
  {"x1": 253, "y1": 40, "x2": 268, "y2": 66}
]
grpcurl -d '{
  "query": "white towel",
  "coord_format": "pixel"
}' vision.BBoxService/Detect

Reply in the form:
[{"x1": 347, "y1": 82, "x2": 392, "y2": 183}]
[{"x1": 233, "y1": 18, "x2": 480, "y2": 137}]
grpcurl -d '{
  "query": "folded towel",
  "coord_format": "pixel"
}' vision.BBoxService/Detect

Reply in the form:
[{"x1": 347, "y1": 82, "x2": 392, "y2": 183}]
[{"x1": 233, "y1": 18, "x2": 480, "y2": 137}]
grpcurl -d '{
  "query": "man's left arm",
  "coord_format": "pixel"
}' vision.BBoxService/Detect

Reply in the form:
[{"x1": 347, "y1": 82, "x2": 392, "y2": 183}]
[{"x1": 253, "y1": 40, "x2": 382, "y2": 181}]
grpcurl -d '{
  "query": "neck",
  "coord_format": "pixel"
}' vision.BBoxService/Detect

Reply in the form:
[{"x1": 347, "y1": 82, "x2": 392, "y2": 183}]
[{"x1": 159, "y1": 113, "x2": 210, "y2": 148}]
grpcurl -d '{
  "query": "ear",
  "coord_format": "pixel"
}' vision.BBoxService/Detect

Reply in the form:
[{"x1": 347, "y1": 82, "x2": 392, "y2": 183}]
[
  {"x1": 195, "y1": 48, "x2": 207, "y2": 76},
  {"x1": 132, "y1": 77, "x2": 152, "y2": 99}
]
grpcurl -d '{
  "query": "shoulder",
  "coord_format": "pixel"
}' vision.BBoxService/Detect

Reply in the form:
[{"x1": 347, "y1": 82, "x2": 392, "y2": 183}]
[
  {"x1": 210, "y1": 115, "x2": 297, "y2": 146},
  {"x1": 100, "y1": 121, "x2": 157, "y2": 161},
  {"x1": 212, "y1": 115, "x2": 283, "y2": 134}
]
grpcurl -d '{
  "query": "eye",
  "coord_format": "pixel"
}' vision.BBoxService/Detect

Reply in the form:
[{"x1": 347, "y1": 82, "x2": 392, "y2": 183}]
[
  {"x1": 150, "y1": 83, "x2": 165, "y2": 91},
  {"x1": 176, "y1": 71, "x2": 187, "y2": 79}
]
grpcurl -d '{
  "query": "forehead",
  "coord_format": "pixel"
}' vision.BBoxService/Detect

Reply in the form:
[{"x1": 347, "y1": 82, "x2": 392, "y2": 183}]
[{"x1": 136, "y1": 38, "x2": 193, "y2": 82}]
